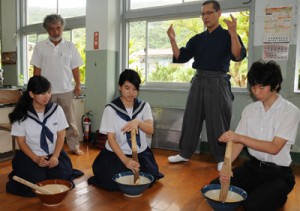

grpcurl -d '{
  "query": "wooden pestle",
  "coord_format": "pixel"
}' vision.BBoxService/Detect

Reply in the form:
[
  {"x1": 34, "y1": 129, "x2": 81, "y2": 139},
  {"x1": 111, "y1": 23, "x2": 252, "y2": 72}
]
[
  {"x1": 13, "y1": 175, "x2": 54, "y2": 195},
  {"x1": 219, "y1": 140, "x2": 233, "y2": 202},
  {"x1": 131, "y1": 130, "x2": 140, "y2": 184}
]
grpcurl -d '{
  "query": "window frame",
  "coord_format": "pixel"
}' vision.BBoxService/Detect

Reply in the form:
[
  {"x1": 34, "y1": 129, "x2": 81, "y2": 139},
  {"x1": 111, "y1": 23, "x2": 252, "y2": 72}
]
[
  {"x1": 295, "y1": 10, "x2": 300, "y2": 92},
  {"x1": 17, "y1": 0, "x2": 86, "y2": 85},
  {"x1": 122, "y1": 0, "x2": 255, "y2": 91}
]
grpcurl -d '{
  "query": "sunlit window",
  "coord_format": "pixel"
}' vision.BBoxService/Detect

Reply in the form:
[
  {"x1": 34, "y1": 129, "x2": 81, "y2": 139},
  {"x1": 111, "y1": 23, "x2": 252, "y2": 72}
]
[
  {"x1": 19, "y1": 0, "x2": 86, "y2": 85},
  {"x1": 24, "y1": 28, "x2": 86, "y2": 84},
  {"x1": 127, "y1": 10, "x2": 249, "y2": 88},
  {"x1": 27, "y1": 0, "x2": 86, "y2": 25},
  {"x1": 129, "y1": 0, "x2": 227, "y2": 10},
  {"x1": 295, "y1": 35, "x2": 300, "y2": 92},
  {"x1": 130, "y1": 0, "x2": 182, "y2": 10}
]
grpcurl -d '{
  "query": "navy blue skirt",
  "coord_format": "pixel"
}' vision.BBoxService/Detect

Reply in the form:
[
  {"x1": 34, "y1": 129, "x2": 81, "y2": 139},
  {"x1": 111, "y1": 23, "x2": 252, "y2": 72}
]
[
  {"x1": 6, "y1": 150, "x2": 83, "y2": 197},
  {"x1": 88, "y1": 147, "x2": 164, "y2": 191}
]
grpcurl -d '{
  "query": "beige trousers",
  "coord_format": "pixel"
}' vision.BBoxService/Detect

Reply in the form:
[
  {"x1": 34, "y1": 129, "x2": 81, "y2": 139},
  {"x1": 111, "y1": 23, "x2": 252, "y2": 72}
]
[{"x1": 51, "y1": 91, "x2": 80, "y2": 151}]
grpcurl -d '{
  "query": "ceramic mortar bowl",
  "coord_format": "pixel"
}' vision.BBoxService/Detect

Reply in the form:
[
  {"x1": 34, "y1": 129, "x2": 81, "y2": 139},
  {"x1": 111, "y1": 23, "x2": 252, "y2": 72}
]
[
  {"x1": 33, "y1": 179, "x2": 73, "y2": 206},
  {"x1": 113, "y1": 171, "x2": 154, "y2": 197},
  {"x1": 201, "y1": 183, "x2": 247, "y2": 211}
]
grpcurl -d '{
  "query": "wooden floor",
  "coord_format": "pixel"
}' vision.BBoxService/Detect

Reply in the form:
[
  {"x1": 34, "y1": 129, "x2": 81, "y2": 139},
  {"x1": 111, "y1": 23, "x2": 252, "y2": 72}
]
[{"x1": 0, "y1": 143, "x2": 300, "y2": 211}]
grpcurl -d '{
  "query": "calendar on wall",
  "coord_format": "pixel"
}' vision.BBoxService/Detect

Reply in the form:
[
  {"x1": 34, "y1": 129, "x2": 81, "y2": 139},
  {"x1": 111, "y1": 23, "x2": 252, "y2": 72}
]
[
  {"x1": 264, "y1": 6, "x2": 292, "y2": 43},
  {"x1": 263, "y1": 6, "x2": 292, "y2": 61},
  {"x1": 263, "y1": 43, "x2": 289, "y2": 61}
]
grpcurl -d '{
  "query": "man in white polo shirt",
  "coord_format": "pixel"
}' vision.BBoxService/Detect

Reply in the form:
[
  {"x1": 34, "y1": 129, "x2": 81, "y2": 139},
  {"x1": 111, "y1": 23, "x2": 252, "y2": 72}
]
[{"x1": 31, "y1": 14, "x2": 84, "y2": 156}]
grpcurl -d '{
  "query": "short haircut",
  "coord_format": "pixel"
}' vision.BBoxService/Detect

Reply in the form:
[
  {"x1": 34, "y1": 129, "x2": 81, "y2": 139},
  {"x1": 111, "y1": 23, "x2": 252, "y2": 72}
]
[
  {"x1": 247, "y1": 60, "x2": 283, "y2": 93},
  {"x1": 43, "y1": 14, "x2": 65, "y2": 30},
  {"x1": 118, "y1": 69, "x2": 141, "y2": 91},
  {"x1": 202, "y1": 0, "x2": 221, "y2": 11}
]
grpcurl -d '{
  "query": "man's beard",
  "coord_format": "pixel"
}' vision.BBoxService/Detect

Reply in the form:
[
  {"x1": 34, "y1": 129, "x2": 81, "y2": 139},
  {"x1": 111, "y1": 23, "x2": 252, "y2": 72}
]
[{"x1": 49, "y1": 36, "x2": 62, "y2": 42}]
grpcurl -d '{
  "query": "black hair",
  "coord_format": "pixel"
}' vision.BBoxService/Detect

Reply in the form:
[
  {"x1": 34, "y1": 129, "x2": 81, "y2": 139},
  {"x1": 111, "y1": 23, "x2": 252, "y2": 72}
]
[
  {"x1": 118, "y1": 69, "x2": 141, "y2": 91},
  {"x1": 9, "y1": 76, "x2": 51, "y2": 123},
  {"x1": 247, "y1": 60, "x2": 283, "y2": 93},
  {"x1": 43, "y1": 14, "x2": 65, "y2": 30},
  {"x1": 202, "y1": 0, "x2": 221, "y2": 11}
]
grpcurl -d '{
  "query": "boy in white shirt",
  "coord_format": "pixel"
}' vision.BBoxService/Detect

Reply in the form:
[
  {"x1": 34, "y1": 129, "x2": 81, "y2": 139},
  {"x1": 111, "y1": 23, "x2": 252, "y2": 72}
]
[{"x1": 213, "y1": 60, "x2": 300, "y2": 210}]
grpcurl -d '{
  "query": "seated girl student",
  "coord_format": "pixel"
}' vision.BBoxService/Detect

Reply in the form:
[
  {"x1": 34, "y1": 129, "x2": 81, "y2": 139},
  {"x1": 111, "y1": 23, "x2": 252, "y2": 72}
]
[
  {"x1": 6, "y1": 76, "x2": 83, "y2": 197},
  {"x1": 211, "y1": 60, "x2": 300, "y2": 210},
  {"x1": 88, "y1": 69, "x2": 164, "y2": 191}
]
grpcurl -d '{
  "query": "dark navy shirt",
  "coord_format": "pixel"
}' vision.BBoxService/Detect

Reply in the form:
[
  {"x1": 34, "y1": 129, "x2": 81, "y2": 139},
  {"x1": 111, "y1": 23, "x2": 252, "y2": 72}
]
[{"x1": 173, "y1": 25, "x2": 246, "y2": 72}]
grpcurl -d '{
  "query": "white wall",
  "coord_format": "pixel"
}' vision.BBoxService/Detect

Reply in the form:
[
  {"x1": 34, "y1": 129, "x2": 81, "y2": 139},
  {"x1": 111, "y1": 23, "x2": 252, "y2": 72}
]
[
  {"x1": 86, "y1": 0, "x2": 119, "y2": 51},
  {"x1": 1, "y1": 0, "x2": 16, "y2": 52}
]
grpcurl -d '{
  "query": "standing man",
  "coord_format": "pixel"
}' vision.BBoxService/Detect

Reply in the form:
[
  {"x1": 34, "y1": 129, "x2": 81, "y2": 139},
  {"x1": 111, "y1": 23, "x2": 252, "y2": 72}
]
[
  {"x1": 31, "y1": 14, "x2": 84, "y2": 156},
  {"x1": 167, "y1": 0, "x2": 246, "y2": 170}
]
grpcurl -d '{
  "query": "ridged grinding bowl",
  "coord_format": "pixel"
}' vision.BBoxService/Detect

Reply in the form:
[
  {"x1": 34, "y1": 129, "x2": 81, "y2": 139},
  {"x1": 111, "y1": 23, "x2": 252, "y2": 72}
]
[
  {"x1": 113, "y1": 171, "x2": 154, "y2": 197},
  {"x1": 33, "y1": 179, "x2": 73, "y2": 206}
]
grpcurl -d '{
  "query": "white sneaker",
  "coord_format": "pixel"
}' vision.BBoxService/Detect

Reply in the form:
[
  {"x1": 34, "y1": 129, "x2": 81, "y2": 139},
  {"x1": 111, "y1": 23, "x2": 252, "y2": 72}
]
[
  {"x1": 217, "y1": 162, "x2": 224, "y2": 171},
  {"x1": 168, "y1": 154, "x2": 189, "y2": 163}
]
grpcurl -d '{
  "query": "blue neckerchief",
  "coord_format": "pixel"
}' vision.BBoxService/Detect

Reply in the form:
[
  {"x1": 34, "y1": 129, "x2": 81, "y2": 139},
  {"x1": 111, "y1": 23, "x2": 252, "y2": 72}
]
[
  {"x1": 106, "y1": 97, "x2": 146, "y2": 148},
  {"x1": 27, "y1": 102, "x2": 58, "y2": 154}
]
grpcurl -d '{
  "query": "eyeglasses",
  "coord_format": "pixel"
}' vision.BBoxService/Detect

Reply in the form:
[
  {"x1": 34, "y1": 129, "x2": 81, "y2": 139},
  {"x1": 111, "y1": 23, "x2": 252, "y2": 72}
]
[{"x1": 200, "y1": 11, "x2": 216, "y2": 17}]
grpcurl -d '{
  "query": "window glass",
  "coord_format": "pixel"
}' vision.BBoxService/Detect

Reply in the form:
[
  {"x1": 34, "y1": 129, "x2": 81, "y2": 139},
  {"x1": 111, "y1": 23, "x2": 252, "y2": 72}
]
[
  {"x1": 37, "y1": 33, "x2": 48, "y2": 42},
  {"x1": 130, "y1": 0, "x2": 182, "y2": 10},
  {"x1": 128, "y1": 18, "x2": 198, "y2": 84},
  {"x1": 27, "y1": 0, "x2": 86, "y2": 25},
  {"x1": 296, "y1": 39, "x2": 300, "y2": 91},
  {"x1": 59, "y1": 0, "x2": 86, "y2": 18},
  {"x1": 63, "y1": 31, "x2": 71, "y2": 41},
  {"x1": 72, "y1": 28, "x2": 86, "y2": 84},
  {"x1": 21, "y1": 1, "x2": 86, "y2": 85},
  {"x1": 184, "y1": 0, "x2": 225, "y2": 2},
  {"x1": 128, "y1": 21, "x2": 146, "y2": 83},
  {"x1": 222, "y1": 11, "x2": 249, "y2": 88},
  {"x1": 27, "y1": 0, "x2": 57, "y2": 25},
  {"x1": 24, "y1": 28, "x2": 86, "y2": 85},
  {"x1": 128, "y1": 11, "x2": 249, "y2": 87},
  {"x1": 297, "y1": 64, "x2": 300, "y2": 91},
  {"x1": 26, "y1": 34, "x2": 38, "y2": 80}
]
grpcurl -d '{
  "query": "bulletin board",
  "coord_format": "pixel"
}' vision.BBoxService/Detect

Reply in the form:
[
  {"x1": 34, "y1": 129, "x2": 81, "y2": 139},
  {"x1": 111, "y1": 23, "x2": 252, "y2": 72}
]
[{"x1": 1, "y1": 52, "x2": 17, "y2": 64}]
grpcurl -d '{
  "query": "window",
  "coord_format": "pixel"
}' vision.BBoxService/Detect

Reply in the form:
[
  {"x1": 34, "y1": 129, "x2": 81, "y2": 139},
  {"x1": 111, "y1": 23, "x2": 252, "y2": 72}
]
[
  {"x1": 27, "y1": 0, "x2": 86, "y2": 25},
  {"x1": 24, "y1": 28, "x2": 86, "y2": 83},
  {"x1": 296, "y1": 40, "x2": 300, "y2": 92},
  {"x1": 129, "y1": 0, "x2": 220, "y2": 10},
  {"x1": 18, "y1": 0, "x2": 86, "y2": 85},
  {"x1": 128, "y1": 18, "x2": 199, "y2": 83},
  {"x1": 130, "y1": 0, "x2": 182, "y2": 10},
  {"x1": 124, "y1": 1, "x2": 251, "y2": 88}
]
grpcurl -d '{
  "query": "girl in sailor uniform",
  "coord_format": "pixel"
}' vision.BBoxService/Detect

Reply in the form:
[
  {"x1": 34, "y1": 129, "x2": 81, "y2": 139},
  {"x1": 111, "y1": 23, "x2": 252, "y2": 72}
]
[
  {"x1": 6, "y1": 75, "x2": 83, "y2": 197},
  {"x1": 88, "y1": 69, "x2": 164, "y2": 191}
]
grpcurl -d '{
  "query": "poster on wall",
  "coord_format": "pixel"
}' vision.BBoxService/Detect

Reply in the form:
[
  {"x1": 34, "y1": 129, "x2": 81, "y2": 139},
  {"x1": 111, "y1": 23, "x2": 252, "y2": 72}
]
[
  {"x1": 264, "y1": 6, "x2": 292, "y2": 43},
  {"x1": 1, "y1": 52, "x2": 17, "y2": 64},
  {"x1": 263, "y1": 6, "x2": 292, "y2": 61},
  {"x1": 94, "y1": 32, "x2": 99, "y2": 50},
  {"x1": 263, "y1": 43, "x2": 289, "y2": 61}
]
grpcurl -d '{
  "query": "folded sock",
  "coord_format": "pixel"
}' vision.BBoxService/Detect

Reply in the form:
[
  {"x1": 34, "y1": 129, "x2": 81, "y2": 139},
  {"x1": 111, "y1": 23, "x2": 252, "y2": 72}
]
[
  {"x1": 217, "y1": 162, "x2": 224, "y2": 171},
  {"x1": 168, "y1": 154, "x2": 189, "y2": 163}
]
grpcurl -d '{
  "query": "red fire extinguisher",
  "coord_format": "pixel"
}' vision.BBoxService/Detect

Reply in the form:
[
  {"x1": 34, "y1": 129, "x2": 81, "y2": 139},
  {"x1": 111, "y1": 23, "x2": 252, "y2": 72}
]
[{"x1": 82, "y1": 111, "x2": 92, "y2": 143}]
